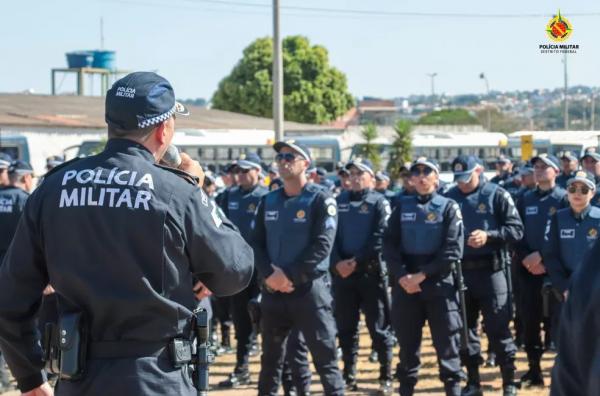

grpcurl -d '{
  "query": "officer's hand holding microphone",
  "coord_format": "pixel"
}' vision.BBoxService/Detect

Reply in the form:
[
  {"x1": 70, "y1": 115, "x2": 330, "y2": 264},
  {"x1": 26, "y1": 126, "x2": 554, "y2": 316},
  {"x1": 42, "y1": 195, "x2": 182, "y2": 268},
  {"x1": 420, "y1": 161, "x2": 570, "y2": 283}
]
[{"x1": 162, "y1": 145, "x2": 213, "y2": 301}]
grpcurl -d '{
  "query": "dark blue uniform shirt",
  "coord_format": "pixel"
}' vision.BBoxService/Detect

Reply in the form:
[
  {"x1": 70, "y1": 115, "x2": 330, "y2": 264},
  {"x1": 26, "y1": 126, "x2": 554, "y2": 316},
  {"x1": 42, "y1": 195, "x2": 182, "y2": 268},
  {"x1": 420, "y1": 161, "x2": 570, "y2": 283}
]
[
  {"x1": 383, "y1": 192, "x2": 464, "y2": 280},
  {"x1": 0, "y1": 139, "x2": 254, "y2": 392},
  {"x1": 252, "y1": 183, "x2": 337, "y2": 286},
  {"x1": 0, "y1": 186, "x2": 29, "y2": 261}
]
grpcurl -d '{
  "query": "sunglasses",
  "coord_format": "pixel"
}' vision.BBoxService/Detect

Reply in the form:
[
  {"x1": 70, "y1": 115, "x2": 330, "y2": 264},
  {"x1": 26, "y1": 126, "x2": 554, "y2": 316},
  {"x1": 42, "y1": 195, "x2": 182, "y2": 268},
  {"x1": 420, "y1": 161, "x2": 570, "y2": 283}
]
[
  {"x1": 275, "y1": 153, "x2": 301, "y2": 162},
  {"x1": 410, "y1": 167, "x2": 434, "y2": 177},
  {"x1": 567, "y1": 185, "x2": 591, "y2": 194}
]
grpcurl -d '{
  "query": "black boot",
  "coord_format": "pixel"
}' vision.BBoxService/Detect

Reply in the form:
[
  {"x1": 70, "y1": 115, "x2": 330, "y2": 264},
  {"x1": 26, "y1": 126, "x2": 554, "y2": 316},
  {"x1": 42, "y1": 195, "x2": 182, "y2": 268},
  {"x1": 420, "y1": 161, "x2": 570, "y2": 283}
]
[
  {"x1": 485, "y1": 351, "x2": 497, "y2": 367},
  {"x1": 217, "y1": 370, "x2": 250, "y2": 388},
  {"x1": 461, "y1": 364, "x2": 482, "y2": 396},
  {"x1": 501, "y1": 366, "x2": 518, "y2": 395},
  {"x1": 520, "y1": 360, "x2": 544, "y2": 387}
]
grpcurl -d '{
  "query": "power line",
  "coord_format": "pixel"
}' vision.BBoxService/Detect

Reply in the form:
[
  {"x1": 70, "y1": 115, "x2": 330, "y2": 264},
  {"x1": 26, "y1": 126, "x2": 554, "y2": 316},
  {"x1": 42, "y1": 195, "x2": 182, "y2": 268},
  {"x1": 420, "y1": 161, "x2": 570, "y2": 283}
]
[{"x1": 100, "y1": 0, "x2": 600, "y2": 19}]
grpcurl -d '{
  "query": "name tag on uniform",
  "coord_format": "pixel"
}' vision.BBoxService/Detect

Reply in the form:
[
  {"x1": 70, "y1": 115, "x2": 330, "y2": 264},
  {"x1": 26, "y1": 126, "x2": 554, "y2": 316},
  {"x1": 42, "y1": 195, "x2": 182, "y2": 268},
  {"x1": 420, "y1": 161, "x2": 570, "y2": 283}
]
[
  {"x1": 525, "y1": 206, "x2": 538, "y2": 215},
  {"x1": 265, "y1": 211, "x2": 279, "y2": 221},
  {"x1": 228, "y1": 201, "x2": 239, "y2": 210},
  {"x1": 401, "y1": 213, "x2": 416, "y2": 222},
  {"x1": 560, "y1": 229, "x2": 575, "y2": 239},
  {"x1": 338, "y1": 203, "x2": 350, "y2": 212}
]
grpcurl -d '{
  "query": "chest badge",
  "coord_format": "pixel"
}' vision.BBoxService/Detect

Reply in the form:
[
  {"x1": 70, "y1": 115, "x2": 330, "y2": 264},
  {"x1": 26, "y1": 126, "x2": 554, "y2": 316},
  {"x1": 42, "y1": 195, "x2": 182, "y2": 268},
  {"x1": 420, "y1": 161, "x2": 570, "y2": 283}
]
[
  {"x1": 425, "y1": 212, "x2": 438, "y2": 223},
  {"x1": 294, "y1": 209, "x2": 307, "y2": 223},
  {"x1": 588, "y1": 228, "x2": 598, "y2": 240},
  {"x1": 477, "y1": 203, "x2": 487, "y2": 213},
  {"x1": 247, "y1": 203, "x2": 256, "y2": 213},
  {"x1": 359, "y1": 203, "x2": 370, "y2": 214},
  {"x1": 549, "y1": 206, "x2": 557, "y2": 216}
]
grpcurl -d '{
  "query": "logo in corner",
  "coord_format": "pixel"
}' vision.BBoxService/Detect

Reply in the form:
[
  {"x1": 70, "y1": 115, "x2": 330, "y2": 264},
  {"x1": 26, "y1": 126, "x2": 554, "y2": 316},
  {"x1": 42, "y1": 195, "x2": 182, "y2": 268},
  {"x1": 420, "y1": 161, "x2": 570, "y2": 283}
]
[{"x1": 546, "y1": 10, "x2": 573, "y2": 42}]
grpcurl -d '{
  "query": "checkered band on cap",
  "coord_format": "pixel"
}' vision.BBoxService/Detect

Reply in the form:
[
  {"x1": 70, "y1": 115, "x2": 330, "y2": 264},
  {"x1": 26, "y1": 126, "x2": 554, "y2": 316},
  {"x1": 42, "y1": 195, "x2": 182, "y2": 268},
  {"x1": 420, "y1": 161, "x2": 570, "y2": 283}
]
[{"x1": 138, "y1": 104, "x2": 177, "y2": 129}]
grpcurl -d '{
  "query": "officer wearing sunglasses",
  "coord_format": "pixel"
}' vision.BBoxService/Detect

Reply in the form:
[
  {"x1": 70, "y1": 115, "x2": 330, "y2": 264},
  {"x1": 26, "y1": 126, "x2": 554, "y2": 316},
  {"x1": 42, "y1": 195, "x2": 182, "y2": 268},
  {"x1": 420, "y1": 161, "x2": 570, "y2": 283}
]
[
  {"x1": 383, "y1": 157, "x2": 465, "y2": 396},
  {"x1": 542, "y1": 170, "x2": 599, "y2": 331},
  {"x1": 252, "y1": 140, "x2": 344, "y2": 395}
]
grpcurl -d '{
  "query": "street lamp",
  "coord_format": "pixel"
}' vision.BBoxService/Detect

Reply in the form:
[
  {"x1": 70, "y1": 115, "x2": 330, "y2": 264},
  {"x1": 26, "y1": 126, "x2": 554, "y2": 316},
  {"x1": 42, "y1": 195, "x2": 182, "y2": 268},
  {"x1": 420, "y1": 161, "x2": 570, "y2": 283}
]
[
  {"x1": 426, "y1": 73, "x2": 437, "y2": 105},
  {"x1": 480, "y1": 73, "x2": 491, "y2": 131}
]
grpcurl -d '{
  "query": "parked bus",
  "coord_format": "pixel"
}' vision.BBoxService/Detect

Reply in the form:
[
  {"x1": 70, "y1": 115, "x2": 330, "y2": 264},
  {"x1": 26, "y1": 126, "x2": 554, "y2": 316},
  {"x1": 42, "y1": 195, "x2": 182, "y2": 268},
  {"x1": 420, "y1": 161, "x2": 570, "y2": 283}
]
[{"x1": 506, "y1": 131, "x2": 600, "y2": 160}]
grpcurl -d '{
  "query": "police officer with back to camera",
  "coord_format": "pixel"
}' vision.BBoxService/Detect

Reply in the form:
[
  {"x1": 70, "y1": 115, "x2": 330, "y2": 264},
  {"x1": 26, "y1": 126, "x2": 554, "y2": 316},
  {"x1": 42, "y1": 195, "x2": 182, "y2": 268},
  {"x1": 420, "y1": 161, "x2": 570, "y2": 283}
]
[
  {"x1": 0, "y1": 159, "x2": 34, "y2": 392},
  {"x1": 550, "y1": 230, "x2": 600, "y2": 396},
  {"x1": 0, "y1": 153, "x2": 12, "y2": 187},
  {"x1": 0, "y1": 71, "x2": 254, "y2": 396},
  {"x1": 541, "y1": 170, "x2": 600, "y2": 339},
  {"x1": 251, "y1": 140, "x2": 345, "y2": 396},
  {"x1": 555, "y1": 152, "x2": 578, "y2": 189},
  {"x1": 217, "y1": 152, "x2": 268, "y2": 389},
  {"x1": 445, "y1": 155, "x2": 523, "y2": 396},
  {"x1": 514, "y1": 154, "x2": 567, "y2": 388},
  {"x1": 331, "y1": 158, "x2": 394, "y2": 395},
  {"x1": 383, "y1": 157, "x2": 464, "y2": 396}
]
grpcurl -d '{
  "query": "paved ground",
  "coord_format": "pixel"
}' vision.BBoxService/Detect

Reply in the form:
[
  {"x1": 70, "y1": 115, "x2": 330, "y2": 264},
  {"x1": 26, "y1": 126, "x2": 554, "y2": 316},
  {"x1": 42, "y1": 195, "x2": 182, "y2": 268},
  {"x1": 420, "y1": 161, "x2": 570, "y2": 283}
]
[{"x1": 2, "y1": 323, "x2": 553, "y2": 395}]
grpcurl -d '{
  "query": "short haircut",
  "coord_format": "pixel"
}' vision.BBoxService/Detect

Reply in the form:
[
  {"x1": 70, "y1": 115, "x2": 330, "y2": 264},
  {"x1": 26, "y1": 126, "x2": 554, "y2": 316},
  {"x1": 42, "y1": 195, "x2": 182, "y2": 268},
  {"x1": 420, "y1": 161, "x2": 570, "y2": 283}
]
[{"x1": 107, "y1": 123, "x2": 157, "y2": 141}]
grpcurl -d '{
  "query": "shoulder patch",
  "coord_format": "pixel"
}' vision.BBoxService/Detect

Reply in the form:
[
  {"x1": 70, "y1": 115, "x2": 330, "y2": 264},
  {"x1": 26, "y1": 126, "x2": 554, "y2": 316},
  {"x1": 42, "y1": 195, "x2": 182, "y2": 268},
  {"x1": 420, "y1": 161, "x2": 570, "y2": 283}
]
[{"x1": 154, "y1": 163, "x2": 199, "y2": 185}]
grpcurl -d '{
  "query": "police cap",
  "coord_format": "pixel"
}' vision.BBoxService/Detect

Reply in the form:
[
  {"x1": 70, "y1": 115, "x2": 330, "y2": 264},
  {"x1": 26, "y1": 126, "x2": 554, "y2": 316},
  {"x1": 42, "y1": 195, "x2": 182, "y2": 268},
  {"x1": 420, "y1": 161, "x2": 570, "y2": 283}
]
[
  {"x1": 567, "y1": 170, "x2": 596, "y2": 190},
  {"x1": 410, "y1": 157, "x2": 440, "y2": 175},
  {"x1": 273, "y1": 140, "x2": 312, "y2": 162},
  {"x1": 451, "y1": 155, "x2": 479, "y2": 183},
  {"x1": 345, "y1": 158, "x2": 375, "y2": 176},
  {"x1": 531, "y1": 153, "x2": 560, "y2": 171},
  {"x1": 375, "y1": 171, "x2": 390, "y2": 182},
  {"x1": 0, "y1": 153, "x2": 12, "y2": 169},
  {"x1": 8, "y1": 160, "x2": 34, "y2": 176},
  {"x1": 580, "y1": 151, "x2": 600, "y2": 163},
  {"x1": 105, "y1": 72, "x2": 189, "y2": 131},
  {"x1": 236, "y1": 153, "x2": 262, "y2": 170}
]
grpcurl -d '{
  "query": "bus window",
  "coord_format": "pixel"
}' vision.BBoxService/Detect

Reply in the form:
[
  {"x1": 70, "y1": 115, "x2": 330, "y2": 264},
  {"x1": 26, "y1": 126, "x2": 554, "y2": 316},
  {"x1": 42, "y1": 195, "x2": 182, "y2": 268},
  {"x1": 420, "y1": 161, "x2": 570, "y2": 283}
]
[{"x1": 216, "y1": 147, "x2": 229, "y2": 160}]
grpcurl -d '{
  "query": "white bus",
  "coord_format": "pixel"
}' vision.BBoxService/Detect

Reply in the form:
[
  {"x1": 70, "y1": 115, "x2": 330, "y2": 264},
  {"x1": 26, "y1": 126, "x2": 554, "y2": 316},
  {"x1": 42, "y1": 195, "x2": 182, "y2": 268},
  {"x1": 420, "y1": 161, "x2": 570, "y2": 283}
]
[{"x1": 506, "y1": 131, "x2": 600, "y2": 160}]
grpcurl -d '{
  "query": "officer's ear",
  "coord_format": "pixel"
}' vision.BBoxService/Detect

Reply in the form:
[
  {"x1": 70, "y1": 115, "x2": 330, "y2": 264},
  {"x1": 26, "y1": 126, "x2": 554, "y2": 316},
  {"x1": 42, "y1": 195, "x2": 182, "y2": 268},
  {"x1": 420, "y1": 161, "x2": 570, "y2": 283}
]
[{"x1": 152, "y1": 121, "x2": 169, "y2": 145}]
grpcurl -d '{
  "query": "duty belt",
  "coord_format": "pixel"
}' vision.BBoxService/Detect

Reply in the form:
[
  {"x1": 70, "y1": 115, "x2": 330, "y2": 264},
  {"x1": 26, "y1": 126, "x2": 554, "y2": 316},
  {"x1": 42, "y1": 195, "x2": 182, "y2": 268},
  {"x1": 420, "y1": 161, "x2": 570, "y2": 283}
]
[{"x1": 89, "y1": 339, "x2": 193, "y2": 366}]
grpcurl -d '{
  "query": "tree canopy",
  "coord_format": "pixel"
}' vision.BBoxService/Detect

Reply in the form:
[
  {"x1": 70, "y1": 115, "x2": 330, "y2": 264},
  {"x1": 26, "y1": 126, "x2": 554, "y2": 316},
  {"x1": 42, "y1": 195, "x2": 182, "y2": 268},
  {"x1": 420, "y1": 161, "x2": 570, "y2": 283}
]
[
  {"x1": 212, "y1": 36, "x2": 354, "y2": 124},
  {"x1": 417, "y1": 108, "x2": 479, "y2": 125}
]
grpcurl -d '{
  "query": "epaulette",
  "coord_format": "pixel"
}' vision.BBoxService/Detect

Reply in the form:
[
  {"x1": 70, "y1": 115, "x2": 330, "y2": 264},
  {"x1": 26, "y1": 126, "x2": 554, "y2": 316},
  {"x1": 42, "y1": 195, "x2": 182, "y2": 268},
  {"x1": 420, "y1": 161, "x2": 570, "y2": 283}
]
[
  {"x1": 154, "y1": 163, "x2": 199, "y2": 186},
  {"x1": 43, "y1": 157, "x2": 82, "y2": 178}
]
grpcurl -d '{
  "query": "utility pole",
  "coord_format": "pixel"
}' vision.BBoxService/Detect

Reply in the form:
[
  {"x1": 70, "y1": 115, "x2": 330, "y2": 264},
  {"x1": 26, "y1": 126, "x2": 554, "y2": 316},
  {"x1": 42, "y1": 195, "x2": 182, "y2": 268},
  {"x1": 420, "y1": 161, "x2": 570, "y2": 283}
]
[
  {"x1": 480, "y1": 72, "x2": 491, "y2": 131},
  {"x1": 272, "y1": 0, "x2": 284, "y2": 141},
  {"x1": 426, "y1": 73, "x2": 437, "y2": 106},
  {"x1": 563, "y1": 53, "x2": 569, "y2": 130},
  {"x1": 100, "y1": 17, "x2": 105, "y2": 49},
  {"x1": 591, "y1": 90, "x2": 596, "y2": 131}
]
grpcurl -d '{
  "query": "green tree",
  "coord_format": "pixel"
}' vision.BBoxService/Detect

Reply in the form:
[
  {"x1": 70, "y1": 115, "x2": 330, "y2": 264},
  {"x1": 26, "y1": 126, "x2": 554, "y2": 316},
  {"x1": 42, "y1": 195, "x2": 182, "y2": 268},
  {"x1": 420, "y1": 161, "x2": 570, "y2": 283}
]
[
  {"x1": 417, "y1": 108, "x2": 479, "y2": 125},
  {"x1": 388, "y1": 119, "x2": 413, "y2": 178},
  {"x1": 212, "y1": 36, "x2": 354, "y2": 124},
  {"x1": 356, "y1": 123, "x2": 382, "y2": 170}
]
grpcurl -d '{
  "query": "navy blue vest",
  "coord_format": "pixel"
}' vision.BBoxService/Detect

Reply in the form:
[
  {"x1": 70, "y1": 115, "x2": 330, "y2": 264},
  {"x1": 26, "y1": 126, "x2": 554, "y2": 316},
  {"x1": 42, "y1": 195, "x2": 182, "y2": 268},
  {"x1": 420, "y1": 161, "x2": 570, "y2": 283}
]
[
  {"x1": 263, "y1": 184, "x2": 330, "y2": 274},
  {"x1": 336, "y1": 190, "x2": 381, "y2": 257},
  {"x1": 226, "y1": 185, "x2": 268, "y2": 241},
  {"x1": 522, "y1": 187, "x2": 566, "y2": 251},
  {"x1": 556, "y1": 206, "x2": 600, "y2": 274},
  {"x1": 398, "y1": 194, "x2": 450, "y2": 256},
  {"x1": 447, "y1": 182, "x2": 498, "y2": 257}
]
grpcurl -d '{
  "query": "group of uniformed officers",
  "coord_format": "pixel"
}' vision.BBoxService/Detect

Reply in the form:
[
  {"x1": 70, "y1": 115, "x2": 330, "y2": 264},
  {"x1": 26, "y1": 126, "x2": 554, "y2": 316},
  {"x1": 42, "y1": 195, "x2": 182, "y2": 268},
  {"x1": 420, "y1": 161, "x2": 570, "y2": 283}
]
[{"x1": 0, "y1": 72, "x2": 598, "y2": 396}]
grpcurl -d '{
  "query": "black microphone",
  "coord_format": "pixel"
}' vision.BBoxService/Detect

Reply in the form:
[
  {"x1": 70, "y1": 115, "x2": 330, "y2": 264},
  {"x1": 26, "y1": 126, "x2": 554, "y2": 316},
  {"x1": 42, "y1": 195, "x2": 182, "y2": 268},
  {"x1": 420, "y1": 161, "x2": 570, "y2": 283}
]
[{"x1": 162, "y1": 145, "x2": 182, "y2": 168}]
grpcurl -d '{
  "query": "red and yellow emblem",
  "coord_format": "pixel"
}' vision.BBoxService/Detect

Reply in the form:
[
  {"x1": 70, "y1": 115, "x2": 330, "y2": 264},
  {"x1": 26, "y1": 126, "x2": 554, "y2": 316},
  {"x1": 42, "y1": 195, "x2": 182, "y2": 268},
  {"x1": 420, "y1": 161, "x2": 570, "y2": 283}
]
[
  {"x1": 426, "y1": 212, "x2": 437, "y2": 222},
  {"x1": 296, "y1": 210, "x2": 306, "y2": 219},
  {"x1": 546, "y1": 10, "x2": 573, "y2": 42},
  {"x1": 588, "y1": 228, "x2": 598, "y2": 239}
]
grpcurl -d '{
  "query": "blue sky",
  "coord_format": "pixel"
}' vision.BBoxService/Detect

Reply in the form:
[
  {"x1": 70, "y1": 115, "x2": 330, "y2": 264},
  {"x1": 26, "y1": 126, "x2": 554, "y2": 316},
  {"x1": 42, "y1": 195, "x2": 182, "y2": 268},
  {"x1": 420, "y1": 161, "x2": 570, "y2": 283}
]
[{"x1": 1, "y1": 0, "x2": 599, "y2": 100}]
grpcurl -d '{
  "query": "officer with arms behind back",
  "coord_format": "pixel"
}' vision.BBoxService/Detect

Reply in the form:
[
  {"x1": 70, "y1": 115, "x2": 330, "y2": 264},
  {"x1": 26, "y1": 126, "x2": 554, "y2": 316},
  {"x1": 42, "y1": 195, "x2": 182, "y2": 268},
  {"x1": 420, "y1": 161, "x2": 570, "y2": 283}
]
[
  {"x1": 445, "y1": 155, "x2": 523, "y2": 396},
  {"x1": 383, "y1": 157, "x2": 465, "y2": 396},
  {"x1": 252, "y1": 140, "x2": 345, "y2": 396},
  {"x1": 331, "y1": 158, "x2": 394, "y2": 395},
  {"x1": 0, "y1": 72, "x2": 254, "y2": 396},
  {"x1": 514, "y1": 154, "x2": 567, "y2": 388}
]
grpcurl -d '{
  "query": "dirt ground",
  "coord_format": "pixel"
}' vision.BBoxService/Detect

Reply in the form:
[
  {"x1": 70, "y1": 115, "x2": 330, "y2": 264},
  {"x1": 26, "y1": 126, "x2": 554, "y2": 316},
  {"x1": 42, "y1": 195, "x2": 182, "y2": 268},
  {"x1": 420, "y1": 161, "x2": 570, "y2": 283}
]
[{"x1": 2, "y1": 322, "x2": 553, "y2": 396}]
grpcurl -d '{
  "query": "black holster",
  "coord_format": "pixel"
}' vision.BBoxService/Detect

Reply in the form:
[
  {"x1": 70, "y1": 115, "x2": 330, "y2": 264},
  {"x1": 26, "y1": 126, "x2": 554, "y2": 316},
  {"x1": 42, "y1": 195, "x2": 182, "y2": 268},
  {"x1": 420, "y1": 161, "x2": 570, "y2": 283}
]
[{"x1": 43, "y1": 312, "x2": 88, "y2": 381}]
